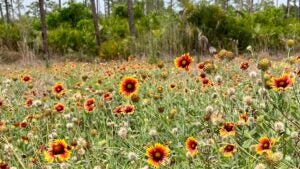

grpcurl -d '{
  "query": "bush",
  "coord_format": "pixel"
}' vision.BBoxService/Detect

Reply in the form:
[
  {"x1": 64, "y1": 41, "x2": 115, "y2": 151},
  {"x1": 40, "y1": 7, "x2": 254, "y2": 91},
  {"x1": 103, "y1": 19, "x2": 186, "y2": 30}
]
[
  {"x1": 99, "y1": 39, "x2": 130, "y2": 60},
  {"x1": 48, "y1": 25, "x2": 96, "y2": 54},
  {"x1": 47, "y1": 2, "x2": 91, "y2": 29},
  {"x1": 0, "y1": 24, "x2": 21, "y2": 50}
]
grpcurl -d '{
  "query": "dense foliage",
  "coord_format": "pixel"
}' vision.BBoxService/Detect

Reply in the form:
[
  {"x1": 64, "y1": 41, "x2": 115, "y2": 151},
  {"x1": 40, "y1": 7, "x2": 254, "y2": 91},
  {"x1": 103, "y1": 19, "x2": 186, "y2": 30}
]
[{"x1": 0, "y1": 1, "x2": 300, "y2": 62}]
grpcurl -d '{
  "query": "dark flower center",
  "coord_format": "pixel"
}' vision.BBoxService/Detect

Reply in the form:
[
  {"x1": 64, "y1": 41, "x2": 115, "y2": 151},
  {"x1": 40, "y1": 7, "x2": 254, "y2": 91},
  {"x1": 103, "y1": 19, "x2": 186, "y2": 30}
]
[
  {"x1": 224, "y1": 124, "x2": 234, "y2": 132},
  {"x1": 52, "y1": 144, "x2": 65, "y2": 155},
  {"x1": 56, "y1": 105, "x2": 64, "y2": 111},
  {"x1": 262, "y1": 143, "x2": 270, "y2": 149},
  {"x1": 278, "y1": 81, "x2": 287, "y2": 88},
  {"x1": 23, "y1": 76, "x2": 30, "y2": 81},
  {"x1": 86, "y1": 100, "x2": 94, "y2": 106},
  {"x1": 55, "y1": 86, "x2": 63, "y2": 93},
  {"x1": 127, "y1": 83, "x2": 133, "y2": 89},
  {"x1": 124, "y1": 106, "x2": 134, "y2": 113},
  {"x1": 153, "y1": 151, "x2": 163, "y2": 161},
  {"x1": 181, "y1": 60, "x2": 187, "y2": 66},
  {"x1": 202, "y1": 79, "x2": 209, "y2": 84},
  {"x1": 190, "y1": 142, "x2": 197, "y2": 149},
  {"x1": 224, "y1": 145, "x2": 234, "y2": 152}
]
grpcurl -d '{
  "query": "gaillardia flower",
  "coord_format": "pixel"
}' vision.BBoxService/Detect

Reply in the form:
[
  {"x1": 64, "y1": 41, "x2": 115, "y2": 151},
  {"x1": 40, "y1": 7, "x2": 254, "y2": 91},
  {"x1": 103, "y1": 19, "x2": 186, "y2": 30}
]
[
  {"x1": 21, "y1": 75, "x2": 32, "y2": 83},
  {"x1": 185, "y1": 137, "x2": 198, "y2": 157},
  {"x1": 239, "y1": 113, "x2": 248, "y2": 125},
  {"x1": 174, "y1": 53, "x2": 193, "y2": 71},
  {"x1": 255, "y1": 137, "x2": 276, "y2": 155},
  {"x1": 84, "y1": 98, "x2": 96, "y2": 113},
  {"x1": 119, "y1": 77, "x2": 139, "y2": 97},
  {"x1": 272, "y1": 74, "x2": 294, "y2": 91},
  {"x1": 220, "y1": 122, "x2": 236, "y2": 137},
  {"x1": 146, "y1": 143, "x2": 170, "y2": 168},
  {"x1": 52, "y1": 82, "x2": 66, "y2": 96},
  {"x1": 44, "y1": 139, "x2": 71, "y2": 162},
  {"x1": 219, "y1": 144, "x2": 237, "y2": 157},
  {"x1": 113, "y1": 105, "x2": 135, "y2": 115},
  {"x1": 54, "y1": 103, "x2": 65, "y2": 113}
]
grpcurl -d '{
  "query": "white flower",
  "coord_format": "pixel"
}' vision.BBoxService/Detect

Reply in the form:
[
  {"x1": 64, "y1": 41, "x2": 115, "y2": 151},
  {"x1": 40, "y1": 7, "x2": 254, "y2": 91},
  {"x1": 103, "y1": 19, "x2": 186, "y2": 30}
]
[
  {"x1": 60, "y1": 163, "x2": 69, "y2": 169},
  {"x1": 227, "y1": 88, "x2": 236, "y2": 96},
  {"x1": 77, "y1": 137, "x2": 88, "y2": 148},
  {"x1": 205, "y1": 106, "x2": 214, "y2": 114},
  {"x1": 93, "y1": 166, "x2": 102, "y2": 169},
  {"x1": 71, "y1": 117, "x2": 78, "y2": 123},
  {"x1": 274, "y1": 122, "x2": 285, "y2": 133},
  {"x1": 4, "y1": 143, "x2": 14, "y2": 153},
  {"x1": 249, "y1": 71, "x2": 257, "y2": 78},
  {"x1": 63, "y1": 113, "x2": 71, "y2": 119},
  {"x1": 254, "y1": 163, "x2": 266, "y2": 169},
  {"x1": 258, "y1": 88, "x2": 267, "y2": 96},
  {"x1": 51, "y1": 132, "x2": 58, "y2": 139},
  {"x1": 149, "y1": 129, "x2": 158, "y2": 137},
  {"x1": 273, "y1": 152, "x2": 283, "y2": 161},
  {"x1": 118, "y1": 127, "x2": 128, "y2": 138},
  {"x1": 127, "y1": 152, "x2": 138, "y2": 161},
  {"x1": 78, "y1": 148, "x2": 86, "y2": 155},
  {"x1": 214, "y1": 75, "x2": 222, "y2": 83},
  {"x1": 171, "y1": 128, "x2": 178, "y2": 135},
  {"x1": 243, "y1": 96, "x2": 253, "y2": 106},
  {"x1": 291, "y1": 131, "x2": 299, "y2": 139},
  {"x1": 32, "y1": 100, "x2": 42, "y2": 107},
  {"x1": 66, "y1": 123, "x2": 74, "y2": 129}
]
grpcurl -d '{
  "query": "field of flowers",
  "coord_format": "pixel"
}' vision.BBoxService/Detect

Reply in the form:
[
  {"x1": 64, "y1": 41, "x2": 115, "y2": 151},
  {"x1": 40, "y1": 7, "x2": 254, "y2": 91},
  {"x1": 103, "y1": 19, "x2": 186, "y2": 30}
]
[{"x1": 0, "y1": 50, "x2": 300, "y2": 169}]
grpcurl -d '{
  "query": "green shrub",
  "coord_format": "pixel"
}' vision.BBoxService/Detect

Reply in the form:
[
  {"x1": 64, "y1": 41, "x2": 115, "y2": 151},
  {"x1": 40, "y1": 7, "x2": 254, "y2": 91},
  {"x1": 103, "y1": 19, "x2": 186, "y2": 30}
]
[
  {"x1": 99, "y1": 39, "x2": 130, "y2": 60},
  {"x1": 0, "y1": 24, "x2": 21, "y2": 50},
  {"x1": 48, "y1": 26, "x2": 96, "y2": 54}
]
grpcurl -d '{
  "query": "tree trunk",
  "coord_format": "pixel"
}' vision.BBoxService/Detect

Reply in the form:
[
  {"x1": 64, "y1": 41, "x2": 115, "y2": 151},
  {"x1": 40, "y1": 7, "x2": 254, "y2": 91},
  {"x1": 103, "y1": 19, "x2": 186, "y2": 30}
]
[
  {"x1": 59, "y1": 0, "x2": 61, "y2": 9},
  {"x1": 39, "y1": 0, "x2": 50, "y2": 63},
  {"x1": 16, "y1": 0, "x2": 21, "y2": 18},
  {"x1": 298, "y1": 0, "x2": 300, "y2": 18},
  {"x1": 10, "y1": 0, "x2": 14, "y2": 20},
  {"x1": 104, "y1": 0, "x2": 110, "y2": 16},
  {"x1": 0, "y1": 3, "x2": 4, "y2": 20},
  {"x1": 127, "y1": 0, "x2": 136, "y2": 37},
  {"x1": 239, "y1": 0, "x2": 243, "y2": 10},
  {"x1": 90, "y1": 0, "x2": 101, "y2": 47},
  {"x1": 285, "y1": 0, "x2": 290, "y2": 18},
  {"x1": 4, "y1": 0, "x2": 10, "y2": 23},
  {"x1": 248, "y1": 0, "x2": 253, "y2": 13},
  {"x1": 96, "y1": 0, "x2": 98, "y2": 14}
]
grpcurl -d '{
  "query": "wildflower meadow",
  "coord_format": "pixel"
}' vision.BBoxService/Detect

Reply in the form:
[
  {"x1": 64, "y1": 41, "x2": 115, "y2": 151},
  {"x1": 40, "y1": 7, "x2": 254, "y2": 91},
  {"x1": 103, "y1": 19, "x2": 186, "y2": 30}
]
[{"x1": 0, "y1": 48, "x2": 300, "y2": 169}]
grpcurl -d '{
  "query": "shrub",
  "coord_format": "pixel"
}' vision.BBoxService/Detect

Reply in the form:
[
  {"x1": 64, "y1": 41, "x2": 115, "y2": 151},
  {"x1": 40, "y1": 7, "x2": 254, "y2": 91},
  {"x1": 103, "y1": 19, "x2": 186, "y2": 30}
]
[
  {"x1": 0, "y1": 24, "x2": 21, "y2": 50},
  {"x1": 48, "y1": 26, "x2": 96, "y2": 54},
  {"x1": 99, "y1": 39, "x2": 130, "y2": 60}
]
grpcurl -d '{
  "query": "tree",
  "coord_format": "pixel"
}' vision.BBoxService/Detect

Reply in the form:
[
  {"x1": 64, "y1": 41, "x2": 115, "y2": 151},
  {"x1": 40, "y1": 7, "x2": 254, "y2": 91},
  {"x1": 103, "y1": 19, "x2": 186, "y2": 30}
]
[
  {"x1": 4, "y1": 0, "x2": 10, "y2": 22},
  {"x1": 298, "y1": 0, "x2": 300, "y2": 18},
  {"x1": 15, "y1": 0, "x2": 24, "y2": 18},
  {"x1": 39, "y1": 0, "x2": 50, "y2": 63},
  {"x1": 104, "y1": 0, "x2": 111, "y2": 16},
  {"x1": 90, "y1": 0, "x2": 101, "y2": 47},
  {"x1": 10, "y1": 0, "x2": 14, "y2": 20},
  {"x1": 127, "y1": 0, "x2": 136, "y2": 37},
  {"x1": 58, "y1": 0, "x2": 61, "y2": 9},
  {"x1": 285, "y1": 0, "x2": 290, "y2": 18},
  {"x1": 0, "y1": 3, "x2": 4, "y2": 20}
]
